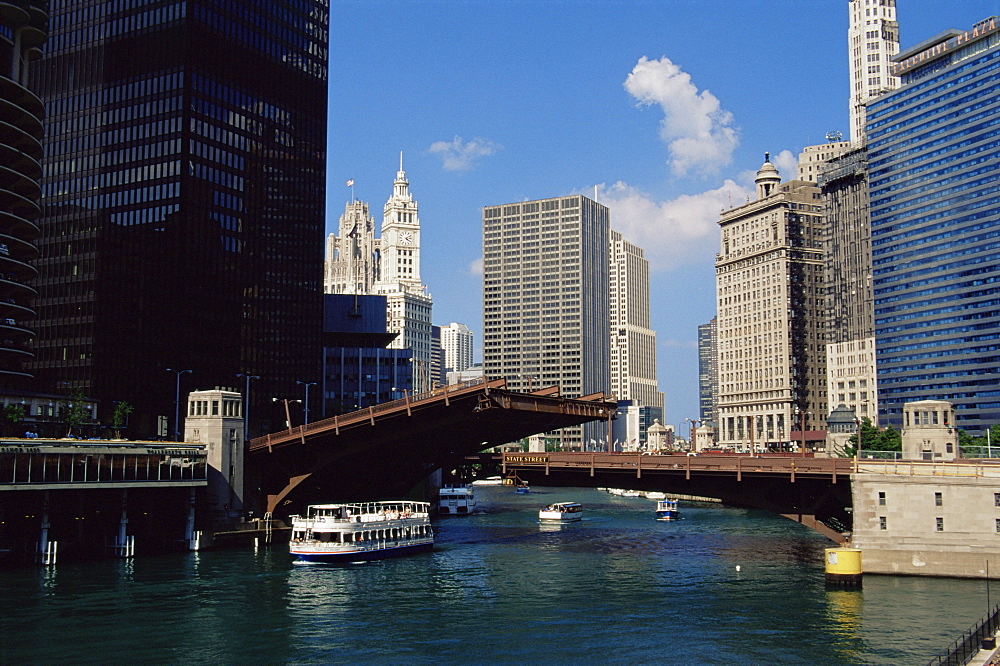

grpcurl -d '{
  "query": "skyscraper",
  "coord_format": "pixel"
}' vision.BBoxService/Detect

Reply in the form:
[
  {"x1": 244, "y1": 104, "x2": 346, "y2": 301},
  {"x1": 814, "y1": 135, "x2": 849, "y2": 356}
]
[
  {"x1": 868, "y1": 17, "x2": 1000, "y2": 430},
  {"x1": 440, "y1": 322, "x2": 474, "y2": 377},
  {"x1": 482, "y1": 194, "x2": 610, "y2": 450},
  {"x1": 0, "y1": 1, "x2": 46, "y2": 386},
  {"x1": 848, "y1": 0, "x2": 900, "y2": 144},
  {"x1": 373, "y1": 157, "x2": 433, "y2": 392},
  {"x1": 819, "y1": 145, "x2": 878, "y2": 425},
  {"x1": 609, "y1": 229, "x2": 663, "y2": 420},
  {"x1": 29, "y1": 1, "x2": 329, "y2": 438},
  {"x1": 715, "y1": 156, "x2": 827, "y2": 451},
  {"x1": 697, "y1": 318, "x2": 718, "y2": 427}
]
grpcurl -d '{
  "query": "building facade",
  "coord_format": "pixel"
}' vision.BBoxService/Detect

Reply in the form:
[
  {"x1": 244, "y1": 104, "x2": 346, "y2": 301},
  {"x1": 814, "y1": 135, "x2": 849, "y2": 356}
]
[
  {"x1": 440, "y1": 322, "x2": 474, "y2": 378},
  {"x1": 868, "y1": 17, "x2": 1000, "y2": 431},
  {"x1": 715, "y1": 156, "x2": 827, "y2": 451},
  {"x1": 697, "y1": 318, "x2": 718, "y2": 427},
  {"x1": 320, "y1": 294, "x2": 412, "y2": 416},
  {"x1": 28, "y1": 0, "x2": 329, "y2": 439},
  {"x1": 609, "y1": 229, "x2": 664, "y2": 422},
  {"x1": 848, "y1": 0, "x2": 900, "y2": 144},
  {"x1": 324, "y1": 200, "x2": 380, "y2": 295},
  {"x1": 0, "y1": 2, "x2": 46, "y2": 386},
  {"x1": 482, "y1": 194, "x2": 610, "y2": 449},
  {"x1": 820, "y1": 146, "x2": 878, "y2": 427}
]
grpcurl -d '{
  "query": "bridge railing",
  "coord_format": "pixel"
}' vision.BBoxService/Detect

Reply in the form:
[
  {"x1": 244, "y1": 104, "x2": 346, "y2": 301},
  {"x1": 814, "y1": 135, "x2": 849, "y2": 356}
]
[
  {"x1": 855, "y1": 459, "x2": 1000, "y2": 478},
  {"x1": 926, "y1": 602, "x2": 1000, "y2": 666}
]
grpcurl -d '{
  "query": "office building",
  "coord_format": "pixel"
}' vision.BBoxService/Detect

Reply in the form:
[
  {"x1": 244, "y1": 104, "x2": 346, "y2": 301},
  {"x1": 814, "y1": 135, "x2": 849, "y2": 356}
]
[
  {"x1": 868, "y1": 17, "x2": 1000, "y2": 430},
  {"x1": 819, "y1": 146, "x2": 878, "y2": 425},
  {"x1": 697, "y1": 318, "x2": 718, "y2": 427},
  {"x1": 0, "y1": 2, "x2": 46, "y2": 386},
  {"x1": 482, "y1": 194, "x2": 610, "y2": 450},
  {"x1": 373, "y1": 157, "x2": 433, "y2": 392},
  {"x1": 797, "y1": 139, "x2": 852, "y2": 183},
  {"x1": 715, "y1": 155, "x2": 827, "y2": 451},
  {"x1": 848, "y1": 0, "x2": 900, "y2": 144},
  {"x1": 609, "y1": 229, "x2": 664, "y2": 423},
  {"x1": 440, "y1": 322, "x2": 474, "y2": 377},
  {"x1": 321, "y1": 294, "x2": 412, "y2": 416},
  {"x1": 29, "y1": 1, "x2": 329, "y2": 438}
]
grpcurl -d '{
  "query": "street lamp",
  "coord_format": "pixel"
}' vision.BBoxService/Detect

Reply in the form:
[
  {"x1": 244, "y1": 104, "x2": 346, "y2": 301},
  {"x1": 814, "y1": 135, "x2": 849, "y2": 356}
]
[
  {"x1": 684, "y1": 418, "x2": 698, "y2": 452},
  {"x1": 237, "y1": 373, "x2": 259, "y2": 441},
  {"x1": 296, "y1": 381, "x2": 316, "y2": 424},
  {"x1": 271, "y1": 397, "x2": 301, "y2": 430},
  {"x1": 795, "y1": 408, "x2": 812, "y2": 457},
  {"x1": 165, "y1": 368, "x2": 192, "y2": 441}
]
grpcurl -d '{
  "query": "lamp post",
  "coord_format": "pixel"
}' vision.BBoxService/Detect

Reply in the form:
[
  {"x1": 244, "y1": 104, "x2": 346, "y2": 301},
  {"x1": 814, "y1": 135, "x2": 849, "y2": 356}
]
[
  {"x1": 237, "y1": 373, "x2": 259, "y2": 441},
  {"x1": 166, "y1": 368, "x2": 192, "y2": 441},
  {"x1": 684, "y1": 418, "x2": 698, "y2": 452},
  {"x1": 296, "y1": 381, "x2": 316, "y2": 424},
  {"x1": 797, "y1": 409, "x2": 811, "y2": 457},
  {"x1": 271, "y1": 397, "x2": 301, "y2": 430}
]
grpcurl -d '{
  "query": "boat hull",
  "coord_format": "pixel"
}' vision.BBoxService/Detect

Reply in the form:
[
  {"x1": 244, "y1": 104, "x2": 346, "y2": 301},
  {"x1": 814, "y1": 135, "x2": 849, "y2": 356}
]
[
  {"x1": 292, "y1": 540, "x2": 434, "y2": 563},
  {"x1": 539, "y1": 513, "x2": 582, "y2": 522},
  {"x1": 656, "y1": 512, "x2": 679, "y2": 521}
]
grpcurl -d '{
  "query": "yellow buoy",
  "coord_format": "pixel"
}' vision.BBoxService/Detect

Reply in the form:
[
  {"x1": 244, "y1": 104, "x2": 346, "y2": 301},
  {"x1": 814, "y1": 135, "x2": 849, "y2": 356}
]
[{"x1": 825, "y1": 547, "x2": 862, "y2": 587}]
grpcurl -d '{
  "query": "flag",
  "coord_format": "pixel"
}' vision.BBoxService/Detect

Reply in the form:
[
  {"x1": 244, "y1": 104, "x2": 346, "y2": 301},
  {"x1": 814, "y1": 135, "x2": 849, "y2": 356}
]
[{"x1": 346, "y1": 179, "x2": 354, "y2": 187}]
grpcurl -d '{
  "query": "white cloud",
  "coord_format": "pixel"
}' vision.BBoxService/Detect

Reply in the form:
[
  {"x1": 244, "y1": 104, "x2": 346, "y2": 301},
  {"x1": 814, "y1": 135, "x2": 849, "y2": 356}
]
[
  {"x1": 772, "y1": 149, "x2": 798, "y2": 178},
  {"x1": 598, "y1": 179, "x2": 753, "y2": 271},
  {"x1": 624, "y1": 56, "x2": 739, "y2": 177},
  {"x1": 468, "y1": 256, "x2": 483, "y2": 276},
  {"x1": 428, "y1": 135, "x2": 501, "y2": 171}
]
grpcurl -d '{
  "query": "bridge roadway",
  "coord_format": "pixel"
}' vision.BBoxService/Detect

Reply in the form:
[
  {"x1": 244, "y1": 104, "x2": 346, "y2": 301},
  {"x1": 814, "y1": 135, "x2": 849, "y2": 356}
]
[
  {"x1": 494, "y1": 451, "x2": 856, "y2": 542},
  {"x1": 247, "y1": 378, "x2": 617, "y2": 516}
]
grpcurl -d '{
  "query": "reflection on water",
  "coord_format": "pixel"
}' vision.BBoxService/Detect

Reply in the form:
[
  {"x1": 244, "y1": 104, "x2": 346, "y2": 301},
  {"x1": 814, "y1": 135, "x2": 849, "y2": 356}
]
[{"x1": 0, "y1": 486, "x2": 990, "y2": 665}]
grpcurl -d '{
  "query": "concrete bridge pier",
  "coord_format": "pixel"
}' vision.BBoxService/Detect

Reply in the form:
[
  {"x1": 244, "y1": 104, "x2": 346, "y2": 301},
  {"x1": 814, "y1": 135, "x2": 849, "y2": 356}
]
[
  {"x1": 112, "y1": 489, "x2": 135, "y2": 558},
  {"x1": 37, "y1": 490, "x2": 55, "y2": 565},
  {"x1": 185, "y1": 488, "x2": 201, "y2": 551}
]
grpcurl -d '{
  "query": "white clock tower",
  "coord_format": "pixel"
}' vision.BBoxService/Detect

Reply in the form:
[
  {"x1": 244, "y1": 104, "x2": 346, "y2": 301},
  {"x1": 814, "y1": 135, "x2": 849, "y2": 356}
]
[
  {"x1": 374, "y1": 154, "x2": 434, "y2": 391},
  {"x1": 380, "y1": 153, "x2": 422, "y2": 290}
]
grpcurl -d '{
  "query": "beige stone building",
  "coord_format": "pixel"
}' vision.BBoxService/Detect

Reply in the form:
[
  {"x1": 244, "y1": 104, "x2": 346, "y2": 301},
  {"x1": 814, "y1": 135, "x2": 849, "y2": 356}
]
[{"x1": 715, "y1": 155, "x2": 827, "y2": 451}]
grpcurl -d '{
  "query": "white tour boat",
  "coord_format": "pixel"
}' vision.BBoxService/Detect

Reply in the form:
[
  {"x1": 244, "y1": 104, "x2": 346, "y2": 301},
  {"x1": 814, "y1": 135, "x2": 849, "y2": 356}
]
[
  {"x1": 289, "y1": 500, "x2": 433, "y2": 563},
  {"x1": 538, "y1": 502, "x2": 583, "y2": 522},
  {"x1": 438, "y1": 484, "x2": 477, "y2": 515}
]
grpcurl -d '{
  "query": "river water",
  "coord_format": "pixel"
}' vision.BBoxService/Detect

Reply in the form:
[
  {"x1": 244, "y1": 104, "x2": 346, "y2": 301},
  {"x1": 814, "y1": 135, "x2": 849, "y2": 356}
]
[{"x1": 0, "y1": 486, "x2": 989, "y2": 664}]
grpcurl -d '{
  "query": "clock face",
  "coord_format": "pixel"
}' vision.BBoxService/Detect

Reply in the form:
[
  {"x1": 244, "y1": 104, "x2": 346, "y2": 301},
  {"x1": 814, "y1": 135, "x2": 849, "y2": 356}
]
[{"x1": 399, "y1": 231, "x2": 413, "y2": 245}]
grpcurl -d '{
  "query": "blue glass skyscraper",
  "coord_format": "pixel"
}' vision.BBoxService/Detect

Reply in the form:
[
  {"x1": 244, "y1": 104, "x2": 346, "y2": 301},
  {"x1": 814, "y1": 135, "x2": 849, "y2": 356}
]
[{"x1": 868, "y1": 17, "x2": 1000, "y2": 430}]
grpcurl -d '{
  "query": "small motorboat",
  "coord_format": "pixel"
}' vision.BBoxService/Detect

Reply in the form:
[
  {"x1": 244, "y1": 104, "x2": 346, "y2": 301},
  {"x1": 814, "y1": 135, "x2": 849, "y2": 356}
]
[
  {"x1": 539, "y1": 502, "x2": 583, "y2": 522},
  {"x1": 656, "y1": 498, "x2": 680, "y2": 521}
]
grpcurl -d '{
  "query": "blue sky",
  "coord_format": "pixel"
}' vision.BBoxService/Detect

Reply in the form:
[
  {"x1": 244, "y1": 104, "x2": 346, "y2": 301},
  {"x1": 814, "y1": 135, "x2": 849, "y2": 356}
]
[{"x1": 326, "y1": 0, "x2": 1000, "y2": 433}]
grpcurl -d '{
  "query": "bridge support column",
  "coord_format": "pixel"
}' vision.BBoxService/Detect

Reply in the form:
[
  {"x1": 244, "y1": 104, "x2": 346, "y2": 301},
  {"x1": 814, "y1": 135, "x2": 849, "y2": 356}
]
[
  {"x1": 37, "y1": 490, "x2": 56, "y2": 566},
  {"x1": 113, "y1": 489, "x2": 134, "y2": 558},
  {"x1": 185, "y1": 488, "x2": 201, "y2": 551}
]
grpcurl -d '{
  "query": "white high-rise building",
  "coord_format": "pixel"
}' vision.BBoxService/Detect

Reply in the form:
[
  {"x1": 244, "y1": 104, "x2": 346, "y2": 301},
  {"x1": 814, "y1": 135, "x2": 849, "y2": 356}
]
[
  {"x1": 483, "y1": 194, "x2": 610, "y2": 450},
  {"x1": 609, "y1": 229, "x2": 663, "y2": 418},
  {"x1": 324, "y1": 200, "x2": 380, "y2": 295},
  {"x1": 440, "y1": 322, "x2": 474, "y2": 376},
  {"x1": 373, "y1": 155, "x2": 433, "y2": 391},
  {"x1": 848, "y1": 0, "x2": 899, "y2": 144}
]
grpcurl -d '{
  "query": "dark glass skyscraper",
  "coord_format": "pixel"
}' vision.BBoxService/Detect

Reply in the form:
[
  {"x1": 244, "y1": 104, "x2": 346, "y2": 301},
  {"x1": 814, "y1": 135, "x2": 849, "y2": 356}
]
[
  {"x1": 28, "y1": 1, "x2": 328, "y2": 438},
  {"x1": 0, "y1": 1, "x2": 46, "y2": 387},
  {"x1": 868, "y1": 17, "x2": 1000, "y2": 430}
]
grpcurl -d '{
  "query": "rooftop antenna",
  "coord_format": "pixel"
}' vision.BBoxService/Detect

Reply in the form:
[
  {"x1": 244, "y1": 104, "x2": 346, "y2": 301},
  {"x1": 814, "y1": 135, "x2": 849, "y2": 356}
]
[{"x1": 826, "y1": 130, "x2": 843, "y2": 143}]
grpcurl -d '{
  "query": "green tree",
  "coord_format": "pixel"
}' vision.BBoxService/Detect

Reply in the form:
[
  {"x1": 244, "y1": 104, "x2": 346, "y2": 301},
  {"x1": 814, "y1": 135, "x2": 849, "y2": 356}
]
[
  {"x1": 843, "y1": 419, "x2": 901, "y2": 457},
  {"x1": 60, "y1": 387, "x2": 90, "y2": 437},
  {"x1": 3, "y1": 403, "x2": 24, "y2": 437},
  {"x1": 111, "y1": 401, "x2": 135, "y2": 439}
]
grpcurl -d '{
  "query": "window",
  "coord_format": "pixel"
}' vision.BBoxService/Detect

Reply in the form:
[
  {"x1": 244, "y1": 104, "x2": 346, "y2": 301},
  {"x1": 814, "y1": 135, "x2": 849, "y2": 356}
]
[
  {"x1": 936, "y1": 517, "x2": 944, "y2": 532},
  {"x1": 879, "y1": 516, "x2": 887, "y2": 530},
  {"x1": 934, "y1": 492, "x2": 942, "y2": 506},
  {"x1": 996, "y1": 519, "x2": 1000, "y2": 534},
  {"x1": 995, "y1": 493, "x2": 1000, "y2": 507},
  {"x1": 878, "y1": 491, "x2": 886, "y2": 506}
]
